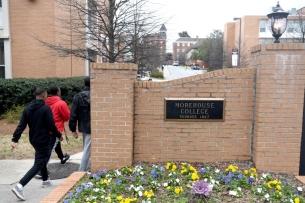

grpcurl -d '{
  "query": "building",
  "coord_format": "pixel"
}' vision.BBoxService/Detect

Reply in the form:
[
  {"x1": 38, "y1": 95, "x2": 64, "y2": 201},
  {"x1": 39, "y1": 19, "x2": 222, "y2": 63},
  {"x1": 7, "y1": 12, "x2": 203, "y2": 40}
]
[
  {"x1": 184, "y1": 39, "x2": 209, "y2": 68},
  {"x1": 223, "y1": 6, "x2": 305, "y2": 68},
  {"x1": 0, "y1": 0, "x2": 87, "y2": 79},
  {"x1": 172, "y1": 37, "x2": 203, "y2": 63}
]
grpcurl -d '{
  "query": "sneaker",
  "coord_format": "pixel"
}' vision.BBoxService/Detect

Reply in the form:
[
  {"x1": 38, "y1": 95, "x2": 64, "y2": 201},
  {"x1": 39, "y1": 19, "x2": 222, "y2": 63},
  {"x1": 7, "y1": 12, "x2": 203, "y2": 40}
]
[
  {"x1": 42, "y1": 180, "x2": 53, "y2": 188},
  {"x1": 12, "y1": 185, "x2": 26, "y2": 201},
  {"x1": 35, "y1": 171, "x2": 50, "y2": 179},
  {"x1": 61, "y1": 153, "x2": 70, "y2": 165}
]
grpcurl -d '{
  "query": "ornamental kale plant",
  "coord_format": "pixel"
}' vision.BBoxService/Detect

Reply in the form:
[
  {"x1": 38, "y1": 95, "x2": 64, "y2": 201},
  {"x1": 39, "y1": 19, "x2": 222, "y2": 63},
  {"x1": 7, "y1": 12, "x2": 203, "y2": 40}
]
[{"x1": 61, "y1": 162, "x2": 305, "y2": 203}]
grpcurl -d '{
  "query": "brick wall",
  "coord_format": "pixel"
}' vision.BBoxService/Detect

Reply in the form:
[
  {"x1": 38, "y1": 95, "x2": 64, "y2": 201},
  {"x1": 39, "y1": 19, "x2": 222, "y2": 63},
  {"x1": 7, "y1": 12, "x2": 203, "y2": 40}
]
[
  {"x1": 133, "y1": 68, "x2": 255, "y2": 163},
  {"x1": 90, "y1": 44, "x2": 305, "y2": 175},
  {"x1": 90, "y1": 63, "x2": 137, "y2": 171},
  {"x1": 251, "y1": 43, "x2": 305, "y2": 175},
  {"x1": 9, "y1": 0, "x2": 85, "y2": 78}
]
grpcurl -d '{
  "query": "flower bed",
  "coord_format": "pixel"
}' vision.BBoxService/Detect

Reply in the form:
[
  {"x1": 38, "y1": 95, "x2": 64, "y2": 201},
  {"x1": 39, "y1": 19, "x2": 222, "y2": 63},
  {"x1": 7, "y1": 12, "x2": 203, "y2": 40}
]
[{"x1": 61, "y1": 161, "x2": 305, "y2": 203}]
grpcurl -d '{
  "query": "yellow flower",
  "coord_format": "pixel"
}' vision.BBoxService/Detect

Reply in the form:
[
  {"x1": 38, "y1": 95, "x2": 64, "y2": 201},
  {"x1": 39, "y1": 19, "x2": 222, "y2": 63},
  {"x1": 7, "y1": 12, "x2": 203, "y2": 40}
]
[
  {"x1": 117, "y1": 196, "x2": 123, "y2": 201},
  {"x1": 108, "y1": 197, "x2": 111, "y2": 203},
  {"x1": 190, "y1": 166, "x2": 196, "y2": 172},
  {"x1": 276, "y1": 185, "x2": 282, "y2": 190},
  {"x1": 103, "y1": 179, "x2": 109, "y2": 185},
  {"x1": 172, "y1": 164, "x2": 177, "y2": 171},
  {"x1": 125, "y1": 198, "x2": 130, "y2": 203},
  {"x1": 250, "y1": 168, "x2": 257, "y2": 173},
  {"x1": 191, "y1": 172, "x2": 199, "y2": 180},
  {"x1": 175, "y1": 188, "x2": 181, "y2": 194},
  {"x1": 166, "y1": 186, "x2": 171, "y2": 190},
  {"x1": 244, "y1": 170, "x2": 249, "y2": 175},
  {"x1": 268, "y1": 183, "x2": 272, "y2": 188},
  {"x1": 166, "y1": 163, "x2": 170, "y2": 170},
  {"x1": 147, "y1": 194, "x2": 152, "y2": 198},
  {"x1": 295, "y1": 197, "x2": 300, "y2": 203},
  {"x1": 144, "y1": 191, "x2": 148, "y2": 197}
]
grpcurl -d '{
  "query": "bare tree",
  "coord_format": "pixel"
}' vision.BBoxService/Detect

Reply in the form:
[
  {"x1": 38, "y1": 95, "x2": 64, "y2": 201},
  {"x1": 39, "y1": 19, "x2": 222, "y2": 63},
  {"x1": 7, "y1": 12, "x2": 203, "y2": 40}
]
[
  {"x1": 287, "y1": 9, "x2": 305, "y2": 43},
  {"x1": 34, "y1": 0, "x2": 166, "y2": 63}
]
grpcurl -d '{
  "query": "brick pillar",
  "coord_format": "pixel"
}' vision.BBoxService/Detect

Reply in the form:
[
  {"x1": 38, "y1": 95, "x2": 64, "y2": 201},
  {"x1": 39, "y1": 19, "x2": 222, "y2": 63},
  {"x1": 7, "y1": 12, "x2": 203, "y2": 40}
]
[
  {"x1": 251, "y1": 43, "x2": 305, "y2": 175},
  {"x1": 90, "y1": 63, "x2": 138, "y2": 172}
]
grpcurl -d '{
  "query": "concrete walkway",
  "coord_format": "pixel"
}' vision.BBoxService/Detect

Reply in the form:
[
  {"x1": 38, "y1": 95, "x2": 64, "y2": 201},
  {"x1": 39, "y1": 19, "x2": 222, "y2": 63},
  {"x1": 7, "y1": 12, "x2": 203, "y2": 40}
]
[{"x1": 0, "y1": 152, "x2": 82, "y2": 203}]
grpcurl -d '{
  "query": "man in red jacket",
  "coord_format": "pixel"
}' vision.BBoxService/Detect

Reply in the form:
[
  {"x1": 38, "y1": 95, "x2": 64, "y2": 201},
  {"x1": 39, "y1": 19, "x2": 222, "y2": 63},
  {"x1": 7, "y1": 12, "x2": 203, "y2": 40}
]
[{"x1": 36, "y1": 86, "x2": 70, "y2": 178}]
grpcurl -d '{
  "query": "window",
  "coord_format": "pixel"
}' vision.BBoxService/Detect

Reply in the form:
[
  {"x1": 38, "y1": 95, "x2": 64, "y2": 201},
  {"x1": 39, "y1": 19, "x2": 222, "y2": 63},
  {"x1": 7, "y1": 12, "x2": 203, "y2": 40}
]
[
  {"x1": 259, "y1": 20, "x2": 266, "y2": 32},
  {"x1": 287, "y1": 27, "x2": 294, "y2": 32},
  {"x1": 0, "y1": 40, "x2": 4, "y2": 78},
  {"x1": 185, "y1": 43, "x2": 188, "y2": 46}
]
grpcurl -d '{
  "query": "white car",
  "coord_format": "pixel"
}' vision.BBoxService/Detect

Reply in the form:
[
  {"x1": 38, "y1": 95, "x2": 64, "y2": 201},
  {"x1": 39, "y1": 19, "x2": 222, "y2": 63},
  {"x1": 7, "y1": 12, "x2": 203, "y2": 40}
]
[{"x1": 173, "y1": 61, "x2": 179, "y2": 66}]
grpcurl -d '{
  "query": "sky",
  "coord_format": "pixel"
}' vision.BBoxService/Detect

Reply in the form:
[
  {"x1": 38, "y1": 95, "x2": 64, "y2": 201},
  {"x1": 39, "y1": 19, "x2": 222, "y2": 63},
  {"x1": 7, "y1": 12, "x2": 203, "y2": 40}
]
[{"x1": 150, "y1": 0, "x2": 305, "y2": 52}]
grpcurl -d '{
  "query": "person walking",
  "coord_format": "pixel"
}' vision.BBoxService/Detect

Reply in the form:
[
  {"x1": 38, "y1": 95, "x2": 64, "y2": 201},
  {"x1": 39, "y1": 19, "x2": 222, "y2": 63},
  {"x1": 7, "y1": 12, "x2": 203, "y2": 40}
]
[
  {"x1": 35, "y1": 86, "x2": 70, "y2": 178},
  {"x1": 69, "y1": 76, "x2": 91, "y2": 172},
  {"x1": 11, "y1": 87, "x2": 62, "y2": 201}
]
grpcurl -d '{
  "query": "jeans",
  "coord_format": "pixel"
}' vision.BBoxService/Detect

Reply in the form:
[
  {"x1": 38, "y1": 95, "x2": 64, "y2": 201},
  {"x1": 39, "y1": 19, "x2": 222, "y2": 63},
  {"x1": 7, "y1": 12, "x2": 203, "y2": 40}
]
[
  {"x1": 79, "y1": 133, "x2": 91, "y2": 172},
  {"x1": 19, "y1": 144, "x2": 49, "y2": 186}
]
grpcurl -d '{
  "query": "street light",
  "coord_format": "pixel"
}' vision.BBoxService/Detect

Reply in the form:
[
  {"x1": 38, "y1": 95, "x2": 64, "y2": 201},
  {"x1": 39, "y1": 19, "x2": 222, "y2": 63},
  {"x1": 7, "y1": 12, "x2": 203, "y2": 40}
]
[
  {"x1": 233, "y1": 17, "x2": 241, "y2": 68},
  {"x1": 267, "y1": 1, "x2": 289, "y2": 43}
]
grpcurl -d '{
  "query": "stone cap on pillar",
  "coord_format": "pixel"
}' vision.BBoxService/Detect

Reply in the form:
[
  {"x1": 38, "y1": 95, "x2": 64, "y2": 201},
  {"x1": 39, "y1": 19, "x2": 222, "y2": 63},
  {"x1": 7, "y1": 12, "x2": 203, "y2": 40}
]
[{"x1": 91, "y1": 63, "x2": 138, "y2": 71}]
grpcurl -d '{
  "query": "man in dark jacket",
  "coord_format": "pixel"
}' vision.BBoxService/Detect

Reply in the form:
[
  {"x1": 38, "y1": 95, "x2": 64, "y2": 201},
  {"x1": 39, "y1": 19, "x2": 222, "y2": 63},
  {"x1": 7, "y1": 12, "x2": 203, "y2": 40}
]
[
  {"x1": 11, "y1": 87, "x2": 62, "y2": 201},
  {"x1": 69, "y1": 76, "x2": 91, "y2": 172}
]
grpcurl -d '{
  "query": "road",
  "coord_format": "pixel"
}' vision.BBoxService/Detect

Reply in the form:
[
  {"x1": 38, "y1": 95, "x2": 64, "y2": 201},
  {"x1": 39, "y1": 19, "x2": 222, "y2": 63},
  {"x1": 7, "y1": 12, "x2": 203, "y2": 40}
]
[{"x1": 167, "y1": 65, "x2": 205, "y2": 80}]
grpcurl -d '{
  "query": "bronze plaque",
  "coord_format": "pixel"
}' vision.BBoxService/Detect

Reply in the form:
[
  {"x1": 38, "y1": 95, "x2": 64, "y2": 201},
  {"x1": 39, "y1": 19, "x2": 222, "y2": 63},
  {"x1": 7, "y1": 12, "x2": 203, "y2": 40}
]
[{"x1": 164, "y1": 98, "x2": 225, "y2": 122}]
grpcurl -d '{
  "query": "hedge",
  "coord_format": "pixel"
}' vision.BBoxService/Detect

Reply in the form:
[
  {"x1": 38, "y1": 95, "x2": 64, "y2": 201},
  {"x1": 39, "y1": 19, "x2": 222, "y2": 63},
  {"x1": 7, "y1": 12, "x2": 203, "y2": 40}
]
[{"x1": 0, "y1": 77, "x2": 86, "y2": 115}]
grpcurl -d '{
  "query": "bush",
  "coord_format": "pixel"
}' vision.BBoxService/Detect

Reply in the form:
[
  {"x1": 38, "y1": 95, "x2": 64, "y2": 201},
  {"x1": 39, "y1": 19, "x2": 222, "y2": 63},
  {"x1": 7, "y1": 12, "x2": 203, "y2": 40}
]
[
  {"x1": 150, "y1": 70, "x2": 164, "y2": 78},
  {"x1": 0, "y1": 77, "x2": 85, "y2": 115},
  {"x1": 2, "y1": 105, "x2": 25, "y2": 123}
]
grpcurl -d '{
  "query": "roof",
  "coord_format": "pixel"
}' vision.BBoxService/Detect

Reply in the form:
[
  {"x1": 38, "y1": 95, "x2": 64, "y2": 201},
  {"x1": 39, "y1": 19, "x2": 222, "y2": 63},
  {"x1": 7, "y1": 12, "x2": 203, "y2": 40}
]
[
  {"x1": 184, "y1": 39, "x2": 205, "y2": 54},
  {"x1": 174, "y1": 37, "x2": 204, "y2": 42},
  {"x1": 160, "y1": 24, "x2": 167, "y2": 31}
]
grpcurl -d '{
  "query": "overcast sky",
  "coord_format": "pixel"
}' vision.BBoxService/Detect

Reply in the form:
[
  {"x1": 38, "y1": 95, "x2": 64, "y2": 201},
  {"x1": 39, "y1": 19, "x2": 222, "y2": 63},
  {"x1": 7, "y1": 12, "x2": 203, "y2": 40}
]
[{"x1": 150, "y1": 0, "x2": 305, "y2": 52}]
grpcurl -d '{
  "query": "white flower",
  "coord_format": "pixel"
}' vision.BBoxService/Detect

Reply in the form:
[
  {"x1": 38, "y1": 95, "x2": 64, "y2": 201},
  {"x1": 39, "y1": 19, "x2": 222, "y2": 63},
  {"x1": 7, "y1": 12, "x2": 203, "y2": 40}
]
[
  {"x1": 237, "y1": 187, "x2": 241, "y2": 191},
  {"x1": 215, "y1": 181, "x2": 219, "y2": 185},
  {"x1": 176, "y1": 178, "x2": 180, "y2": 183},
  {"x1": 204, "y1": 178, "x2": 207, "y2": 182},
  {"x1": 229, "y1": 191, "x2": 237, "y2": 196},
  {"x1": 257, "y1": 188, "x2": 262, "y2": 193},
  {"x1": 115, "y1": 170, "x2": 121, "y2": 176},
  {"x1": 138, "y1": 191, "x2": 143, "y2": 196},
  {"x1": 163, "y1": 182, "x2": 168, "y2": 187},
  {"x1": 215, "y1": 169, "x2": 220, "y2": 173},
  {"x1": 298, "y1": 187, "x2": 303, "y2": 191},
  {"x1": 262, "y1": 173, "x2": 268, "y2": 179},
  {"x1": 265, "y1": 194, "x2": 270, "y2": 199},
  {"x1": 140, "y1": 171, "x2": 144, "y2": 175},
  {"x1": 290, "y1": 199, "x2": 294, "y2": 203},
  {"x1": 93, "y1": 188, "x2": 100, "y2": 192},
  {"x1": 168, "y1": 173, "x2": 172, "y2": 177},
  {"x1": 211, "y1": 179, "x2": 215, "y2": 184}
]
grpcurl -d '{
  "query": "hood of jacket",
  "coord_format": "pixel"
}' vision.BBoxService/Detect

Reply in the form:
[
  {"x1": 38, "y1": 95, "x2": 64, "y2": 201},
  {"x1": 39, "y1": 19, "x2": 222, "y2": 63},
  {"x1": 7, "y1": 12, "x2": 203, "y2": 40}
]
[
  {"x1": 79, "y1": 87, "x2": 90, "y2": 107},
  {"x1": 46, "y1": 96, "x2": 61, "y2": 106},
  {"x1": 28, "y1": 99, "x2": 46, "y2": 111}
]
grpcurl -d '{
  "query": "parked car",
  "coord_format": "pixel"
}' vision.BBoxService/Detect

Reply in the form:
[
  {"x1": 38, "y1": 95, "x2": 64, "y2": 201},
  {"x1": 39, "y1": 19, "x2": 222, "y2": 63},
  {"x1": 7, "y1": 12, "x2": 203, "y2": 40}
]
[
  {"x1": 191, "y1": 64, "x2": 200, "y2": 70},
  {"x1": 173, "y1": 61, "x2": 179, "y2": 66}
]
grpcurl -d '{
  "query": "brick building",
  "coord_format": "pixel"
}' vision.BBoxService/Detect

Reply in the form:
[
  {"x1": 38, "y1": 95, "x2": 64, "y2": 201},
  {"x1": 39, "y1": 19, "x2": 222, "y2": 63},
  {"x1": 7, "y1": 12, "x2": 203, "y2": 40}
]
[
  {"x1": 1, "y1": 0, "x2": 86, "y2": 79},
  {"x1": 223, "y1": 6, "x2": 305, "y2": 68},
  {"x1": 172, "y1": 37, "x2": 203, "y2": 63}
]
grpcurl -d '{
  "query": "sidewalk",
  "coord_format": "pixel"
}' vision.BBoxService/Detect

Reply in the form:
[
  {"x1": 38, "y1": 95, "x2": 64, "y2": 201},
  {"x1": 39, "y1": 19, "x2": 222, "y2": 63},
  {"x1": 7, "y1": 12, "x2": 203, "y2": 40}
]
[{"x1": 0, "y1": 152, "x2": 82, "y2": 203}]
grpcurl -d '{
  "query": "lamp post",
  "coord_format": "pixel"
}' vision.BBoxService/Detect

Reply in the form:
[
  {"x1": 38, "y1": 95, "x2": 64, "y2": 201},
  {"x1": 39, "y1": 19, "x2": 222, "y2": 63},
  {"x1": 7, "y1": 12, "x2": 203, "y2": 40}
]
[
  {"x1": 233, "y1": 17, "x2": 241, "y2": 68},
  {"x1": 267, "y1": 1, "x2": 289, "y2": 43}
]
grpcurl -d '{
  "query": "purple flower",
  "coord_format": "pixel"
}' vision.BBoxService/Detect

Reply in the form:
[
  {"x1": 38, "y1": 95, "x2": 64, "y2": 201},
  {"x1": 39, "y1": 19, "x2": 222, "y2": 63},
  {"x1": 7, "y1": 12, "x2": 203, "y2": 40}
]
[
  {"x1": 237, "y1": 174, "x2": 242, "y2": 180},
  {"x1": 191, "y1": 180, "x2": 212, "y2": 197},
  {"x1": 141, "y1": 177, "x2": 146, "y2": 182},
  {"x1": 199, "y1": 168, "x2": 206, "y2": 173},
  {"x1": 67, "y1": 193, "x2": 74, "y2": 198},
  {"x1": 76, "y1": 187, "x2": 82, "y2": 193},
  {"x1": 248, "y1": 177, "x2": 254, "y2": 184},
  {"x1": 282, "y1": 181, "x2": 286, "y2": 186},
  {"x1": 117, "y1": 179, "x2": 122, "y2": 185},
  {"x1": 64, "y1": 200, "x2": 70, "y2": 203},
  {"x1": 294, "y1": 190, "x2": 299, "y2": 195},
  {"x1": 131, "y1": 177, "x2": 135, "y2": 181},
  {"x1": 228, "y1": 172, "x2": 234, "y2": 178},
  {"x1": 150, "y1": 169, "x2": 159, "y2": 178}
]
